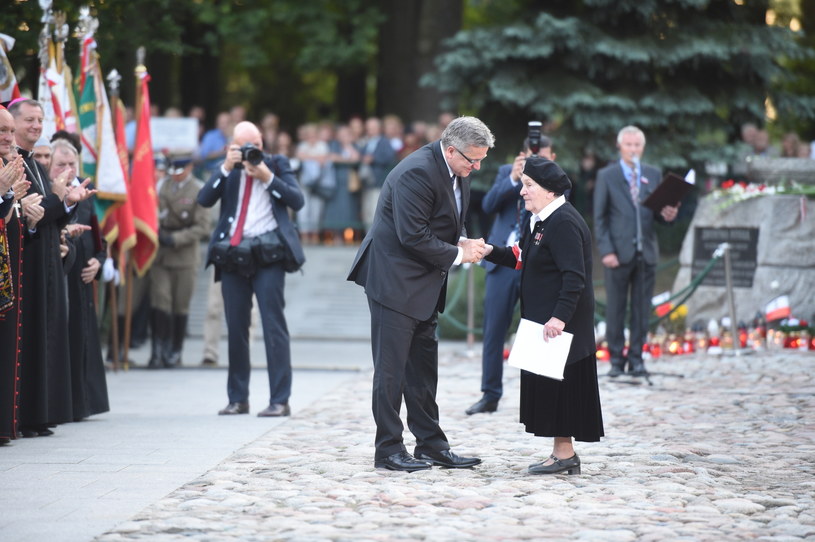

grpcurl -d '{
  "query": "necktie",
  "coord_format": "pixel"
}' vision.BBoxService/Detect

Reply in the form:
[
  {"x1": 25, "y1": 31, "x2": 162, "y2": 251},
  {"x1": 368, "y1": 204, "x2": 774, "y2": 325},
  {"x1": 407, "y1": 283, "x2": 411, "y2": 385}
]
[
  {"x1": 629, "y1": 167, "x2": 639, "y2": 204},
  {"x1": 630, "y1": 166, "x2": 643, "y2": 252},
  {"x1": 451, "y1": 174, "x2": 461, "y2": 217},
  {"x1": 230, "y1": 175, "x2": 253, "y2": 246}
]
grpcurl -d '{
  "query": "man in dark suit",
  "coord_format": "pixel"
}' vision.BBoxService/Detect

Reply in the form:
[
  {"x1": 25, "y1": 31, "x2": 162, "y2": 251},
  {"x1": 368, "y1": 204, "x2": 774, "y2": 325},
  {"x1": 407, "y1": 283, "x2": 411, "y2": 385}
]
[
  {"x1": 348, "y1": 116, "x2": 493, "y2": 472},
  {"x1": 466, "y1": 136, "x2": 556, "y2": 416},
  {"x1": 198, "y1": 121, "x2": 305, "y2": 417},
  {"x1": 593, "y1": 125, "x2": 678, "y2": 377}
]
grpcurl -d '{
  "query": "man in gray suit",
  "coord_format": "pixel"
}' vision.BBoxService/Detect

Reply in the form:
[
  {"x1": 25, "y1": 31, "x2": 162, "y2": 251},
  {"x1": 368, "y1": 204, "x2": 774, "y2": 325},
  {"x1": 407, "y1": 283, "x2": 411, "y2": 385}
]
[
  {"x1": 594, "y1": 125, "x2": 678, "y2": 377},
  {"x1": 348, "y1": 116, "x2": 493, "y2": 472}
]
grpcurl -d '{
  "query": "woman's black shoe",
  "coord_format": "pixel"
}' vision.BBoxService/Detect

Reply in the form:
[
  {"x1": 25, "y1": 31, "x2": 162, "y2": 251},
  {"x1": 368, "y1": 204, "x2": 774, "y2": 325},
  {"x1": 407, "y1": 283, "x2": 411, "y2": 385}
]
[{"x1": 528, "y1": 453, "x2": 581, "y2": 475}]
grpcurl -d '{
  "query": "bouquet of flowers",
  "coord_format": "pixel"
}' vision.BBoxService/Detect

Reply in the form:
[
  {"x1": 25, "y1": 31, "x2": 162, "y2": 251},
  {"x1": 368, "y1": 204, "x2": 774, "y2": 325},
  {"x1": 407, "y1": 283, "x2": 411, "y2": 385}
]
[{"x1": 711, "y1": 179, "x2": 815, "y2": 211}]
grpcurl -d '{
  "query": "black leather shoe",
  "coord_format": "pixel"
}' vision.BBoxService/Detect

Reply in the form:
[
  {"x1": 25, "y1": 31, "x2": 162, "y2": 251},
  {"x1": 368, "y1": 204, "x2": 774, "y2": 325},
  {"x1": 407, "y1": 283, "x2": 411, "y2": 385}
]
[
  {"x1": 257, "y1": 403, "x2": 290, "y2": 417},
  {"x1": 374, "y1": 451, "x2": 432, "y2": 472},
  {"x1": 201, "y1": 357, "x2": 217, "y2": 367},
  {"x1": 218, "y1": 402, "x2": 249, "y2": 415},
  {"x1": 415, "y1": 449, "x2": 481, "y2": 468},
  {"x1": 628, "y1": 361, "x2": 648, "y2": 377},
  {"x1": 607, "y1": 364, "x2": 625, "y2": 377},
  {"x1": 528, "y1": 454, "x2": 581, "y2": 475},
  {"x1": 465, "y1": 397, "x2": 498, "y2": 415}
]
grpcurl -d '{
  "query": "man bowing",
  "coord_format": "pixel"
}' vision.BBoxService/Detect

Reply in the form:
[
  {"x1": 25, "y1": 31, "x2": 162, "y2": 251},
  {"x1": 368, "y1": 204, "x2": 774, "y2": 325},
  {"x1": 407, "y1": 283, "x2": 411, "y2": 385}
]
[{"x1": 348, "y1": 116, "x2": 493, "y2": 472}]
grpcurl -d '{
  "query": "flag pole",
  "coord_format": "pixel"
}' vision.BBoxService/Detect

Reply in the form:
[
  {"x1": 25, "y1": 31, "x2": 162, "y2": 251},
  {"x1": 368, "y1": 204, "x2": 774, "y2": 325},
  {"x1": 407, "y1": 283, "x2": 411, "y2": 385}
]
[
  {"x1": 123, "y1": 47, "x2": 147, "y2": 371},
  {"x1": 106, "y1": 68, "x2": 123, "y2": 373}
]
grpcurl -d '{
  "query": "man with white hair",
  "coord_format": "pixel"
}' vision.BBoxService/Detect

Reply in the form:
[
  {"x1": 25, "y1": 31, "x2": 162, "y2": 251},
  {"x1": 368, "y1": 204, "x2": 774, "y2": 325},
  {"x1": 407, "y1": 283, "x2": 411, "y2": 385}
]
[{"x1": 348, "y1": 116, "x2": 493, "y2": 472}]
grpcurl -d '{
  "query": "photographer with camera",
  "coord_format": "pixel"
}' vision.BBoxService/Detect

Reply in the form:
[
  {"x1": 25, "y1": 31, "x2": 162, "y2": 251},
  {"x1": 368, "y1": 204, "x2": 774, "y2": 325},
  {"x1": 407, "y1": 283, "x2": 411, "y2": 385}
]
[
  {"x1": 466, "y1": 122, "x2": 557, "y2": 416},
  {"x1": 198, "y1": 120, "x2": 305, "y2": 418}
]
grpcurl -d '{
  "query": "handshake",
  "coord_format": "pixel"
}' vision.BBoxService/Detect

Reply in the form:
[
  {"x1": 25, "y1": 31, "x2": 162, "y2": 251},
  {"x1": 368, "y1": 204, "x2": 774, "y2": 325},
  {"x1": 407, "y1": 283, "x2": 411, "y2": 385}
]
[{"x1": 458, "y1": 238, "x2": 493, "y2": 264}]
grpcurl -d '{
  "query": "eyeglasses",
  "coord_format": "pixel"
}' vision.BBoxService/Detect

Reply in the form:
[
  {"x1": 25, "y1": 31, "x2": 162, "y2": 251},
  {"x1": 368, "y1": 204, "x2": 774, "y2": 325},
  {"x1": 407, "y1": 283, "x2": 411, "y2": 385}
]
[{"x1": 453, "y1": 147, "x2": 484, "y2": 165}]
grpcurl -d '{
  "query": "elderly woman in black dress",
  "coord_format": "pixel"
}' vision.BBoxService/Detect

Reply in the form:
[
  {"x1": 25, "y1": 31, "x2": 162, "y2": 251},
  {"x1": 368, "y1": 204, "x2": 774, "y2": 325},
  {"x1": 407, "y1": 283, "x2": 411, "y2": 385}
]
[{"x1": 483, "y1": 156, "x2": 604, "y2": 475}]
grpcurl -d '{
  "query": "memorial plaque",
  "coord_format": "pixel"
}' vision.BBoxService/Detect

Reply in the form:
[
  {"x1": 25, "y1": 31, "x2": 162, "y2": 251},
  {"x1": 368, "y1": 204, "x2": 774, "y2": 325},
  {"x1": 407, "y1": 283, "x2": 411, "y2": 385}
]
[{"x1": 692, "y1": 227, "x2": 759, "y2": 288}]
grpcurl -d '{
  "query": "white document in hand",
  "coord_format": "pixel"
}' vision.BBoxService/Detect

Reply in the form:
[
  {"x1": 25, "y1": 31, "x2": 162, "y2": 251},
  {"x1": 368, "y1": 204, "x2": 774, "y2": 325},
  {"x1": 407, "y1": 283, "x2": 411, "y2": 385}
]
[{"x1": 507, "y1": 318, "x2": 573, "y2": 381}]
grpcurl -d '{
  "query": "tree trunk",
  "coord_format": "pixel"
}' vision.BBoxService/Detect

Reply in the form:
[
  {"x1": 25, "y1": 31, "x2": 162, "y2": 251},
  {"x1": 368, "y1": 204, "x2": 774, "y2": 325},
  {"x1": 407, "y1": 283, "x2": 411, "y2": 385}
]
[
  {"x1": 413, "y1": 1, "x2": 462, "y2": 122},
  {"x1": 377, "y1": 0, "x2": 462, "y2": 123},
  {"x1": 376, "y1": 0, "x2": 420, "y2": 120}
]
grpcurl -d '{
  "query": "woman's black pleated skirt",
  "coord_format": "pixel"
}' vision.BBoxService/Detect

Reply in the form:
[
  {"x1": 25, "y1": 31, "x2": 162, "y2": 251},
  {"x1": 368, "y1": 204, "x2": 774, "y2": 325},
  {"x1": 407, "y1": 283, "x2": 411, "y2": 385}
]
[{"x1": 519, "y1": 354, "x2": 604, "y2": 442}]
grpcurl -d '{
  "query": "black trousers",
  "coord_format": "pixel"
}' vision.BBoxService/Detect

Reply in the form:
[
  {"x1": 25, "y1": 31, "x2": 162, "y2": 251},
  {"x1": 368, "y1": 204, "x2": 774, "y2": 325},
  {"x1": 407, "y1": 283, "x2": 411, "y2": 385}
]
[
  {"x1": 367, "y1": 298, "x2": 449, "y2": 459},
  {"x1": 221, "y1": 263, "x2": 291, "y2": 406},
  {"x1": 604, "y1": 253, "x2": 655, "y2": 366}
]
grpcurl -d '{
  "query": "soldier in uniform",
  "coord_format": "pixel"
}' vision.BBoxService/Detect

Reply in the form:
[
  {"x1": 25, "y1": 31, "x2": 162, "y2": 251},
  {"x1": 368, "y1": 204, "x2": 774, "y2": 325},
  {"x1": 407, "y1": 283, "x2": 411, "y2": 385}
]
[{"x1": 149, "y1": 156, "x2": 210, "y2": 368}]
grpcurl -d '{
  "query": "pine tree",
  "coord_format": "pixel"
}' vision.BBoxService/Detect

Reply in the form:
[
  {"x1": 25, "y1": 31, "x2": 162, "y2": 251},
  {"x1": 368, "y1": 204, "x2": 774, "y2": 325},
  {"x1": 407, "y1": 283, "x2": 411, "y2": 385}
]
[{"x1": 427, "y1": 0, "x2": 815, "y2": 172}]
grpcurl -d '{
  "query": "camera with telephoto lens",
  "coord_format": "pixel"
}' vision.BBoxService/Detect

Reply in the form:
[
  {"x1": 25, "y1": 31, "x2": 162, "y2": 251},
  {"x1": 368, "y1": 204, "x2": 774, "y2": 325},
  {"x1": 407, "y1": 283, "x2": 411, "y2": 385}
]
[
  {"x1": 527, "y1": 121, "x2": 543, "y2": 155},
  {"x1": 238, "y1": 143, "x2": 264, "y2": 167}
]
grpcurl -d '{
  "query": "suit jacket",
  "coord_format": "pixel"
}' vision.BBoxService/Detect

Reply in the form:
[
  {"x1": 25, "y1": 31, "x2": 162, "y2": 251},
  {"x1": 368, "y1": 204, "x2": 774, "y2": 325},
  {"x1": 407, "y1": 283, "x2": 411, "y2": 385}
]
[
  {"x1": 481, "y1": 163, "x2": 525, "y2": 273},
  {"x1": 486, "y1": 202, "x2": 595, "y2": 365},
  {"x1": 347, "y1": 140, "x2": 468, "y2": 321},
  {"x1": 197, "y1": 154, "x2": 305, "y2": 280},
  {"x1": 593, "y1": 161, "x2": 663, "y2": 265}
]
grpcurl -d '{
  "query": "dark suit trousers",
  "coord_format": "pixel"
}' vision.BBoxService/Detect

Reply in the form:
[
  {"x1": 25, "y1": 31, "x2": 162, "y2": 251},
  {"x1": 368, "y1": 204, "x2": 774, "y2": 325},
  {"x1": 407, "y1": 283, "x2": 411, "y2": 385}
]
[
  {"x1": 604, "y1": 254, "x2": 655, "y2": 366},
  {"x1": 367, "y1": 298, "x2": 449, "y2": 459},
  {"x1": 221, "y1": 263, "x2": 292, "y2": 406},
  {"x1": 480, "y1": 265, "x2": 521, "y2": 401}
]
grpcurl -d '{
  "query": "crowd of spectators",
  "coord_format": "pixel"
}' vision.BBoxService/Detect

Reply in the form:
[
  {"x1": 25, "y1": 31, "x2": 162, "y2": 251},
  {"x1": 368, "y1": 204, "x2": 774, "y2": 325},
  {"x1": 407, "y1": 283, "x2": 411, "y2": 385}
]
[{"x1": 156, "y1": 109, "x2": 814, "y2": 246}]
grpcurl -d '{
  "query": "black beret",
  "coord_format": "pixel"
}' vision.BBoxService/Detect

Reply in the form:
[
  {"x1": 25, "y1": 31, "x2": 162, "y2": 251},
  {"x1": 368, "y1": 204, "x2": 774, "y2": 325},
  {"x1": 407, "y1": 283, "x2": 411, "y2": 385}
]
[{"x1": 523, "y1": 156, "x2": 571, "y2": 194}]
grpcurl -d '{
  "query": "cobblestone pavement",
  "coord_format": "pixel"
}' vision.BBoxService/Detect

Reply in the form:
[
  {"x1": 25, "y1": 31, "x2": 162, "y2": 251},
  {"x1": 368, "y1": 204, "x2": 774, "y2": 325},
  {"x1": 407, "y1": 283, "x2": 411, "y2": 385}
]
[{"x1": 98, "y1": 350, "x2": 815, "y2": 542}]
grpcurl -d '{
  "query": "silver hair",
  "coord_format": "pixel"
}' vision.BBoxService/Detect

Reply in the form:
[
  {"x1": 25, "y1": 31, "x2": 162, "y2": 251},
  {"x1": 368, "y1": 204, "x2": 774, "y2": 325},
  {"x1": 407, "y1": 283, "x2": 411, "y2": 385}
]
[
  {"x1": 51, "y1": 138, "x2": 79, "y2": 159},
  {"x1": 617, "y1": 125, "x2": 646, "y2": 145},
  {"x1": 441, "y1": 116, "x2": 495, "y2": 150}
]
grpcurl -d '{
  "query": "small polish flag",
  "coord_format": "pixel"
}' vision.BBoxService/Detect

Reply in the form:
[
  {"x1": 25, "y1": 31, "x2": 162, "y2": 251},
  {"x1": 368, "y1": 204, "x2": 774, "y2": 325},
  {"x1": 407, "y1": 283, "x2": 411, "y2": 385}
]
[{"x1": 765, "y1": 295, "x2": 791, "y2": 322}]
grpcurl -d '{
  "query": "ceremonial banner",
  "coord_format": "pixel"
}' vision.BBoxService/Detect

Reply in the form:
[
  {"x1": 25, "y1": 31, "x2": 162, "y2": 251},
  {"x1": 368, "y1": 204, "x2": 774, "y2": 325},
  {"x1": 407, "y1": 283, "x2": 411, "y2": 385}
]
[
  {"x1": 130, "y1": 71, "x2": 158, "y2": 276},
  {"x1": 103, "y1": 95, "x2": 136, "y2": 276},
  {"x1": 0, "y1": 34, "x2": 21, "y2": 104}
]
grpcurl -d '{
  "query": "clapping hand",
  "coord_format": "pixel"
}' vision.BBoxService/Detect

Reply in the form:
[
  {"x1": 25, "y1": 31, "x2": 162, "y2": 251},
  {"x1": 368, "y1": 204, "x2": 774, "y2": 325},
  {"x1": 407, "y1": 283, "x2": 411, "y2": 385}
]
[
  {"x1": 65, "y1": 178, "x2": 96, "y2": 205},
  {"x1": 0, "y1": 156, "x2": 24, "y2": 194},
  {"x1": 64, "y1": 223, "x2": 92, "y2": 238},
  {"x1": 12, "y1": 178, "x2": 31, "y2": 202},
  {"x1": 50, "y1": 169, "x2": 72, "y2": 201},
  {"x1": 20, "y1": 193, "x2": 44, "y2": 229}
]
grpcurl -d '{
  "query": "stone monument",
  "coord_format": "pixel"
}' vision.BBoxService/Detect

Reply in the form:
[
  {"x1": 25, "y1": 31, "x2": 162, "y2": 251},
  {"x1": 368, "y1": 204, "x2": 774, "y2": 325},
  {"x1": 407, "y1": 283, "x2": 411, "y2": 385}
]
[{"x1": 672, "y1": 158, "x2": 814, "y2": 324}]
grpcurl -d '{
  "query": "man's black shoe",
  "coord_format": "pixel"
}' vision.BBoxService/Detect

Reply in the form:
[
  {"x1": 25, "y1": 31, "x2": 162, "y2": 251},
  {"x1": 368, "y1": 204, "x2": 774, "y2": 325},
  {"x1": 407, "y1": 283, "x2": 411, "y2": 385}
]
[
  {"x1": 629, "y1": 367, "x2": 649, "y2": 377},
  {"x1": 415, "y1": 449, "x2": 481, "y2": 468},
  {"x1": 465, "y1": 397, "x2": 498, "y2": 415},
  {"x1": 257, "y1": 403, "x2": 291, "y2": 417},
  {"x1": 374, "y1": 451, "x2": 432, "y2": 472},
  {"x1": 607, "y1": 365, "x2": 624, "y2": 377},
  {"x1": 218, "y1": 402, "x2": 249, "y2": 415}
]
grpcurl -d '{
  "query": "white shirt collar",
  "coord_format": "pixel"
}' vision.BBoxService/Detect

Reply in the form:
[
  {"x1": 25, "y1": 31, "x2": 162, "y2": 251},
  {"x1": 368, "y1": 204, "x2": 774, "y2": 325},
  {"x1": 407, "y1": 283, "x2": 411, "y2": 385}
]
[
  {"x1": 440, "y1": 141, "x2": 454, "y2": 178},
  {"x1": 530, "y1": 195, "x2": 566, "y2": 232}
]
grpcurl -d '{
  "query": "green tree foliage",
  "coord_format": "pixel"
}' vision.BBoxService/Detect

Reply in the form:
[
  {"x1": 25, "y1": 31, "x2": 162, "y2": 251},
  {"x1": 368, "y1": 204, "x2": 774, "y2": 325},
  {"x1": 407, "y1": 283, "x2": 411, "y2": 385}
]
[
  {"x1": 1, "y1": 0, "x2": 384, "y2": 126},
  {"x1": 427, "y1": 0, "x2": 815, "y2": 172}
]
